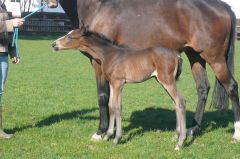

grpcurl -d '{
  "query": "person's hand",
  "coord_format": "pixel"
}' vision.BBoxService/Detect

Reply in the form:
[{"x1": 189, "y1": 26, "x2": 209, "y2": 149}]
[
  {"x1": 12, "y1": 57, "x2": 20, "y2": 64},
  {"x1": 12, "y1": 18, "x2": 25, "y2": 27}
]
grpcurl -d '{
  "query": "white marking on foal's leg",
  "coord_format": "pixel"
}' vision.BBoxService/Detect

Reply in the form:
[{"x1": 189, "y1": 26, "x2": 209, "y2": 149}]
[
  {"x1": 233, "y1": 121, "x2": 240, "y2": 141},
  {"x1": 151, "y1": 70, "x2": 158, "y2": 77},
  {"x1": 91, "y1": 133, "x2": 103, "y2": 141},
  {"x1": 103, "y1": 84, "x2": 115, "y2": 141}
]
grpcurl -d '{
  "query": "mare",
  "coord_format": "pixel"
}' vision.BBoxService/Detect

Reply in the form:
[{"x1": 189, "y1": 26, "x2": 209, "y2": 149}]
[
  {"x1": 48, "y1": 0, "x2": 240, "y2": 142},
  {"x1": 52, "y1": 28, "x2": 186, "y2": 150}
]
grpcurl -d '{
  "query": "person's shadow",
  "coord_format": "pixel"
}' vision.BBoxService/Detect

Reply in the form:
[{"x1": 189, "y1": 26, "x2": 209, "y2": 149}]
[{"x1": 122, "y1": 106, "x2": 233, "y2": 144}]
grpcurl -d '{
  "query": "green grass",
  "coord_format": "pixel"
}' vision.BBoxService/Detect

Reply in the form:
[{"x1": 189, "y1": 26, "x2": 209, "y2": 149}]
[{"x1": 0, "y1": 35, "x2": 239, "y2": 158}]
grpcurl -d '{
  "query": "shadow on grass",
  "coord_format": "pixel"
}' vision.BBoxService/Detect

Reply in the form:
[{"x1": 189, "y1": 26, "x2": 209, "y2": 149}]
[
  {"x1": 6, "y1": 106, "x2": 234, "y2": 147},
  {"x1": 7, "y1": 107, "x2": 98, "y2": 133},
  {"x1": 122, "y1": 107, "x2": 233, "y2": 144}
]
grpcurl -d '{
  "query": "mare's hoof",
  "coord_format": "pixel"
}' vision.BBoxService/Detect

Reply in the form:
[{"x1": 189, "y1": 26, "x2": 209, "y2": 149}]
[
  {"x1": 187, "y1": 126, "x2": 200, "y2": 136},
  {"x1": 91, "y1": 133, "x2": 103, "y2": 141},
  {"x1": 186, "y1": 129, "x2": 193, "y2": 136},
  {"x1": 0, "y1": 131, "x2": 13, "y2": 139}
]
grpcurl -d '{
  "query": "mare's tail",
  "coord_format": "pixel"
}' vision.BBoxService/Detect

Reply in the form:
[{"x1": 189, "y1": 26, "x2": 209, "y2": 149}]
[
  {"x1": 211, "y1": 2, "x2": 236, "y2": 110},
  {"x1": 175, "y1": 54, "x2": 183, "y2": 80}
]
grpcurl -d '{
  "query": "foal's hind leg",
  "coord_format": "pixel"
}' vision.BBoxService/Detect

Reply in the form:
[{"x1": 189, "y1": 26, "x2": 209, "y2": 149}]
[
  {"x1": 156, "y1": 72, "x2": 186, "y2": 150},
  {"x1": 208, "y1": 60, "x2": 240, "y2": 141},
  {"x1": 185, "y1": 51, "x2": 210, "y2": 136}
]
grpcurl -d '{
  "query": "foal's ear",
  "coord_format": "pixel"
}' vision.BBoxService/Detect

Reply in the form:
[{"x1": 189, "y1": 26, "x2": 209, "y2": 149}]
[{"x1": 79, "y1": 26, "x2": 87, "y2": 34}]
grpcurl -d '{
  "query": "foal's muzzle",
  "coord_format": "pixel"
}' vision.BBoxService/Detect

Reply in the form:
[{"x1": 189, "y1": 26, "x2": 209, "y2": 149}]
[{"x1": 52, "y1": 42, "x2": 59, "y2": 51}]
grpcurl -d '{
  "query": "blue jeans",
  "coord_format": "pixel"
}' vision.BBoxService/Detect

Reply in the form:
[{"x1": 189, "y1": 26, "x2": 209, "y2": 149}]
[{"x1": 0, "y1": 55, "x2": 8, "y2": 107}]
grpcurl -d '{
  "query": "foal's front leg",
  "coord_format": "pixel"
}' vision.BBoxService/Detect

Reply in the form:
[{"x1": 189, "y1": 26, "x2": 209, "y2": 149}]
[{"x1": 104, "y1": 81, "x2": 124, "y2": 144}]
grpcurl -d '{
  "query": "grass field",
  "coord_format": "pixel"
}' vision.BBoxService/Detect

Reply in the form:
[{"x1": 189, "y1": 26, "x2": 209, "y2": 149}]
[{"x1": 0, "y1": 35, "x2": 239, "y2": 158}]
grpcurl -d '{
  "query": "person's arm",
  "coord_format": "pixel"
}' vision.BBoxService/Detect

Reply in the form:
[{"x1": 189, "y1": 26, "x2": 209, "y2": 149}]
[
  {"x1": 0, "y1": 18, "x2": 25, "y2": 33},
  {"x1": 0, "y1": 20, "x2": 14, "y2": 33}
]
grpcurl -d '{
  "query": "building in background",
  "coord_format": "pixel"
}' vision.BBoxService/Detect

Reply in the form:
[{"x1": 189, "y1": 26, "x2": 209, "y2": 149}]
[
  {"x1": 4, "y1": 0, "x2": 69, "y2": 33},
  {"x1": 4, "y1": 0, "x2": 64, "y2": 15}
]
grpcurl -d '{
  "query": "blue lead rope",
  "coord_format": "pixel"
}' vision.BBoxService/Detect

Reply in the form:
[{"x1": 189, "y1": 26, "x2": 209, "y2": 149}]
[{"x1": 11, "y1": 3, "x2": 47, "y2": 58}]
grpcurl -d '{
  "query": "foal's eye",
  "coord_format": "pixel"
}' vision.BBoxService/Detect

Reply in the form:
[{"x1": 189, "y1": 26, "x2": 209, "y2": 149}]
[
  {"x1": 68, "y1": 36, "x2": 74, "y2": 39},
  {"x1": 68, "y1": 36, "x2": 79, "y2": 40}
]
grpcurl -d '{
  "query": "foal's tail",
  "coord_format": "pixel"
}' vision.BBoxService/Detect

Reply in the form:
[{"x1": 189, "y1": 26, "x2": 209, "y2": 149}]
[
  {"x1": 211, "y1": 3, "x2": 236, "y2": 110},
  {"x1": 175, "y1": 54, "x2": 183, "y2": 80}
]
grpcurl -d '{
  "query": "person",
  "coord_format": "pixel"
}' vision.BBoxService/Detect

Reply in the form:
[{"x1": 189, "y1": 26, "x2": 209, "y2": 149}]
[{"x1": 0, "y1": 0, "x2": 25, "y2": 138}]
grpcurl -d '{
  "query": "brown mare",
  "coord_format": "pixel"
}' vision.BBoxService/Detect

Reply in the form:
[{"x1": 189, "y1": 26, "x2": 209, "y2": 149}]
[
  {"x1": 47, "y1": 0, "x2": 240, "y2": 142},
  {"x1": 52, "y1": 28, "x2": 186, "y2": 150}
]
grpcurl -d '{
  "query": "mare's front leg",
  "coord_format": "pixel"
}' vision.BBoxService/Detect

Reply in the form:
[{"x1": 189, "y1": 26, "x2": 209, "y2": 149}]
[
  {"x1": 91, "y1": 60, "x2": 110, "y2": 140},
  {"x1": 185, "y1": 52, "x2": 210, "y2": 136}
]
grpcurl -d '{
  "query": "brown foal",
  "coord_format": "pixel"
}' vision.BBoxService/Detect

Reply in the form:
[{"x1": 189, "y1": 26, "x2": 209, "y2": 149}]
[{"x1": 52, "y1": 29, "x2": 186, "y2": 150}]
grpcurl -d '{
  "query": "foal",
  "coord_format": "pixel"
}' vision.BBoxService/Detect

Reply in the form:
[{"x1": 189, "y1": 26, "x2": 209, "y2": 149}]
[{"x1": 52, "y1": 29, "x2": 186, "y2": 150}]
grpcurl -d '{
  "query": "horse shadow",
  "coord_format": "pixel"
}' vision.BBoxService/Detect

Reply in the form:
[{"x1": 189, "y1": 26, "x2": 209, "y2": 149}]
[
  {"x1": 122, "y1": 106, "x2": 233, "y2": 144},
  {"x1": 6, "y1": 105, "x2": 234, "y2": 146},
  {"x1": 6, "y1": 107, "x2": 98, "y2": 133}
]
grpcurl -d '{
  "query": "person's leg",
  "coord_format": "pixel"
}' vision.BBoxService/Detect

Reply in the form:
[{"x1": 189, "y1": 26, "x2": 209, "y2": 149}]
[{"x1": 0, "y1": 55, "x2": 13, "y2": 139}]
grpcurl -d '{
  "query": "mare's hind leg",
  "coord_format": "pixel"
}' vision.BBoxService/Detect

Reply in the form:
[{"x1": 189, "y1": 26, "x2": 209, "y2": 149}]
[
  {"x1": 208, "y1": 59, "x2": 240, "y2": 141},
  {"x1": 185, "y1": 51, "x2": 210, "y2": 136},
  {"x1": 156, "y1": 70, "x2": 186, "y2": 150},
  {"x1": 91, "y1": 60, "x2": 110, "y2": 140}
]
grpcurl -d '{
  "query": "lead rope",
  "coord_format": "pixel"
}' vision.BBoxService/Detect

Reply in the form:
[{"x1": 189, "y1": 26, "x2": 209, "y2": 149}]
[{"x1": 11, "y1": 3, "x2": 47, "y2": 58}]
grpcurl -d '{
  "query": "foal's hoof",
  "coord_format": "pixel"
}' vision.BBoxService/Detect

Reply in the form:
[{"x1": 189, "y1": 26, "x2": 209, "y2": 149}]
[
  {"x1": 172, "y1": 134, "x2": 179, "y2": 142},
  {"x1": 231, "y1": 137, "x2": 240, "y2": 144},
  {"x1": 231, "y1": 139, "x2": 239, "y2": 144},
  {"x1": 103, "y1": 135, "x2": 110, "y2": 141},
  {"x1": 174, "y1": 145, "x2": 182, "y2": 151},
  {"x1": 91, "y1": 133, "x2": 103, "y2": 141},
  {"x1": 113, "y1": 138, "x2": 120, "y2": 145}
]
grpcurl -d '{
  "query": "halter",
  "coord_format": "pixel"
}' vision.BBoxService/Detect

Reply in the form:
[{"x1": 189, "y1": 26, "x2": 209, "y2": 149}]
[{"x1": 11, "y1": 3, "x2": 47, "y2": 58}]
